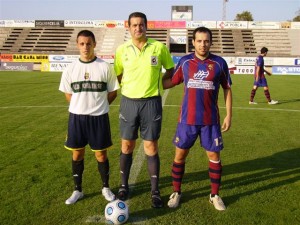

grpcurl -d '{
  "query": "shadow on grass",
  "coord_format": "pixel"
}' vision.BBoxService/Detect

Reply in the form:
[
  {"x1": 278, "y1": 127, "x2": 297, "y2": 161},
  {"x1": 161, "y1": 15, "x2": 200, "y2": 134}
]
[
  {"x1": 274, "y1": 98, "x2": 300, "y2": 104},
  {"x1": 127, "y1": 148, "x2": 300, "y2": 222}
]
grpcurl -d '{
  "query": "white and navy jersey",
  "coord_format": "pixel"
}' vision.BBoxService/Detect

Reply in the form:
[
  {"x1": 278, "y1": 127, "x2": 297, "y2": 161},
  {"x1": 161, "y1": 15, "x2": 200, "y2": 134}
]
[{"x1": 59, "y1": 57, "x2": 119, "y2": 116}]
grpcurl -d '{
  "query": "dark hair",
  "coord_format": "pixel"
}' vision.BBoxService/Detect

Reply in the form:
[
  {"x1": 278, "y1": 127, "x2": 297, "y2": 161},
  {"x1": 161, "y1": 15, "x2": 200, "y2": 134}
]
[
  {"x1": 77, "y1": 30, "x2": 96, "y2": 43},
  {"x1": 193, "y1": 27, "x2": 213, "y2": 43},
  {"x1": 261, "y1": 47, "x2": 268, "y2": 54},
  {"x1": 128, "y1": 12, "x2": 147, "y2": 29}
]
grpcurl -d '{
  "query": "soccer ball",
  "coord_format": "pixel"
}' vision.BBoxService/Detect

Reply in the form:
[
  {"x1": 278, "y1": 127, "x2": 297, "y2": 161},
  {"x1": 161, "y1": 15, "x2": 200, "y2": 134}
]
[{"x1": 105, "y1": 199, "x2": 129, "y2": 224}]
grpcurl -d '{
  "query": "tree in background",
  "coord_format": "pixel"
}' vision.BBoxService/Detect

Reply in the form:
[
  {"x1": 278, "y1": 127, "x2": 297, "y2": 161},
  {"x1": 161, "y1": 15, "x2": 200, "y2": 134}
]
[
  {"x1": 292, "y1": 8, "x2": 300, "y2": 21},
  {"x1": 234, "y1": 11, "x2": 254, "y2": 21}
]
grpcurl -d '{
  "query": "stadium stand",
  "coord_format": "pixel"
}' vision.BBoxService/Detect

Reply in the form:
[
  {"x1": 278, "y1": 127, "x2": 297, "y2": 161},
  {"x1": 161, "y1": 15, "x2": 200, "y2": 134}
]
[
  {"x1": 1, "y1": 27, "x2": 75, "y2": 53},
  {"x1": 0, "y1": 26, "x2": 299, "y2": 57},
  {"x1": 288, "y1": 29, "x2": 300, "y2": 56},
  {"x1": 60, "y1": 27, "x2": 127, "y2": 55},
  {"x1": 251, "y1": 29, "x2": 292, "y2": 56}
]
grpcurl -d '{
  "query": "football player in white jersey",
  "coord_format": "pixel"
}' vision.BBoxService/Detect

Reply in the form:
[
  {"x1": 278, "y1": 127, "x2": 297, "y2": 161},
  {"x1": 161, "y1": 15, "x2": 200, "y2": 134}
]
[{"x1": 59, "y1": 30, "x2": 119, "y2": 204}]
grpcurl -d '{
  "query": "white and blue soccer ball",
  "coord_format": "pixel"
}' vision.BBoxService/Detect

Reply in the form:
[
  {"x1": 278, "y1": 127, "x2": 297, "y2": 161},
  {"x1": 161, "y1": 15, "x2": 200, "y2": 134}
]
[{"x1": 105, "y1": 199, "x2": 129, "y2": 224}]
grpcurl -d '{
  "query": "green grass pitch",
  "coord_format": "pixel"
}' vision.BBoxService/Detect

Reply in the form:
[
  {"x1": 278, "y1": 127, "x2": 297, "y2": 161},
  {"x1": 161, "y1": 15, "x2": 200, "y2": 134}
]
[{"x1": 0, "y1": 71, "x2": 299, "y2": 225}]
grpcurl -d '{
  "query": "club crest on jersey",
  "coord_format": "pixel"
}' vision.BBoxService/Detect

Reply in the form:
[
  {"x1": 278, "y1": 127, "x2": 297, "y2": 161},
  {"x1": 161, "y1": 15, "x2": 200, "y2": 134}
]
[
  {"x1": 208, "y1": 64, "x2": 214, "y2": 71},
  {"x1": 84, "y1": 72, "x2": 90, "y2": 80},
  {"x1": 193, "y1": 70, "x2": 209, "y2": 80},
  {"x1": 151, "y1": 56, "x2": 158, "y2": 66}
]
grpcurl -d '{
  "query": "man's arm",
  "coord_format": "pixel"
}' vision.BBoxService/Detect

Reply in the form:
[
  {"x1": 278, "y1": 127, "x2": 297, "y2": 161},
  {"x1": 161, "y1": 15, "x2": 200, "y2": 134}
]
[
  {"x1": 65, "y1": 93, "x2": 72, "y2": 103},
  {"x1": 107, "y1": 90, "x2": 117, "y2": 105},
  {"x1": 221, "y1": 88, "x2": 232, "y2": 132},
  {"x1": 162, "y1": 68, "x2": 175, "y2": 89},
  {"x1": 264, "y1": 68, "x2": 272, "y2": 76},
  {"x1": 117, "y1": 73, "x2": 123, "y2": 84},
  {"x1": 255, "y1": 66, "x2": 260, "y2": 82}
]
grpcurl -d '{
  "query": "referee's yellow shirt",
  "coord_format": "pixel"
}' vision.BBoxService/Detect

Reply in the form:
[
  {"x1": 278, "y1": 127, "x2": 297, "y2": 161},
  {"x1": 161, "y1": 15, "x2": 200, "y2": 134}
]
[{"x1": 114, "y1": 38, "x2": 174, "y2": 98}]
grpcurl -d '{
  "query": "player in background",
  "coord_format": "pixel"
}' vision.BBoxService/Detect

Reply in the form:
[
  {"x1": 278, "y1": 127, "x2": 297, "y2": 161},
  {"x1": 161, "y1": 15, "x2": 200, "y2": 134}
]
[
  {"x1": 163, "y1": 26, "x2": 232, "y2": 211},
  {"x1": 59, "y1": 30, "x2": 119, "y2": 205},
  {"x1": 114, "y1": 12, "x2": 174, "y2": 208},
  {"x1": 249, "y1": 47, "x2": 278, "y2": 105}
]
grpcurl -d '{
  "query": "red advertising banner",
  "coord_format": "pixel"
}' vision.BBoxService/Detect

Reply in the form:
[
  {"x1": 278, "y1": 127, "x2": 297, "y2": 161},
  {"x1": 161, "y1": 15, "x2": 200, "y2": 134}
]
[
  {"x1": 0, "y1": 54, "x2": 13, "y2": 62},
  {"x1": 150, "y1": 21, "x2": 186, "y2": 29},
  {"x1": 125, "y1": 20, "x2": 186, "y2": 29}
]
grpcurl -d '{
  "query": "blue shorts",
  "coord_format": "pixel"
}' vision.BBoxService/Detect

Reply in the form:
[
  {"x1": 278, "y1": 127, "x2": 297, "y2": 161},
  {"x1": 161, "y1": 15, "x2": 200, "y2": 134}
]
[
  {"x1": 173, "y1": 123, "x2": 224, "y2": 152},
  {"x1": 254, "y1": 78, "x2": 268, "y2": 87},
  {"x1": 65, "y1": 113, "x2": 112, "y2": 151}
]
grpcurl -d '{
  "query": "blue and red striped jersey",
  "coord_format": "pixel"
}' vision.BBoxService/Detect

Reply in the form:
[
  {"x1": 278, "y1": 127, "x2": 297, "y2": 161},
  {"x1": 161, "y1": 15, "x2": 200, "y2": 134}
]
[{"x1": 171, "y1": 53, "x2": 231, "y2": 125}]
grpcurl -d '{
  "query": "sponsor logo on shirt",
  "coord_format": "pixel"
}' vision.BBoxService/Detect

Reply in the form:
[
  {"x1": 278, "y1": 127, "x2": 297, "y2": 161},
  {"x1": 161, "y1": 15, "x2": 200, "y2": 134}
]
[
  {"x1": 187, "y1": 69, "x2": 215, "y2": 90},
  {"x1": 193, "y1": 70, "x2": 209, "y2": 80}
]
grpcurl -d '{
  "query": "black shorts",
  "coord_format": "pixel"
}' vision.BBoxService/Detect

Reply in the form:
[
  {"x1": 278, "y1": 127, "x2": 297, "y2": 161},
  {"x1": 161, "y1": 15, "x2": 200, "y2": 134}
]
[
  {"x1": 65, "y1": 113, "x2": 112, "y2": 151},
  {"x1": 119, "y1": 96, "x2": 162, "y2": 141}
]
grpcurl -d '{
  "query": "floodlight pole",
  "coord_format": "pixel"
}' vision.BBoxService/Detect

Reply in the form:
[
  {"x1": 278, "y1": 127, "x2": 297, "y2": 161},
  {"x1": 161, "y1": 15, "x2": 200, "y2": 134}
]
[{"x1": 222, "y1": 0, "x2": 228, "y2": 21}]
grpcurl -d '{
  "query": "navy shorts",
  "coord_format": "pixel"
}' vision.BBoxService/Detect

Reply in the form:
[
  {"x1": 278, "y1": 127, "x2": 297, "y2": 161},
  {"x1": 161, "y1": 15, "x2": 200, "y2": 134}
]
[
  {"x1": 65, "y1": 113, "x2": 112, "y2": 151},
  {"x1": 173, "y1": 123, "x2": 224, "y2": 152},
  {"x1": 254, "y1": 78, "x2": 268, "y2": 87},
  {"x1": 119, "y1": 96, "x2": 162, "y2": 141}
]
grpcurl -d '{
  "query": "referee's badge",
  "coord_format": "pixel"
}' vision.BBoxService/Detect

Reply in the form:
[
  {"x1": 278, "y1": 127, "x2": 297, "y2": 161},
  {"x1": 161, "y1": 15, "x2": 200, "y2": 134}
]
[
  {"x1": 84, "y1": 72, "x2": 90, "y2": 80},
  {"x1": 151, "y1": 56, "x2": 158, "y2": 66}
]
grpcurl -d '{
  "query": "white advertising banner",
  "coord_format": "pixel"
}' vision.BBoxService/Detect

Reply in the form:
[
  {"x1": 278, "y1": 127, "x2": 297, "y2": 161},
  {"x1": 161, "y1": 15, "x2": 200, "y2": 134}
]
[
  {"x1": 172, "y1": 12, "x2": 192, "y2": 21},
  {"x1": 217, "y1": 21, "x2": 248, "y2": 29},
  {"x1": 49, "y1": 55, "x2": 79, "y2": 62},
  {"x1": 223, "y1": 57, "x2": 236, "y2": 66},
  {"x1": 272, "y1": 57, "x2": 297, "y2": 66},
  {"x1": 2, "y1": 20, "x2": 35, "y2": 27},
  {"x1": 291, "y1": 22, "x2": 300, "y2": 29},
  {"x1": 186, "y1": 21, "x2": 217, "y2": 29},
  {"x1": 170, "y1": 36, "x2": 187, "y2": 44},
  {"x1": 248, "y1": 21, "x2": 281, "y2": 29},
  {"x1": 235, "y1": 57, "x2": 275, "y2": 66},
  {"x1": 235, "y1": 57, "x2": 256, "y2": 66},
  {"x1": 235, "y1": 66, "x2": 255, "y2": 74},
  {"x1": 94, "y1": 20, "x2": 125, "y2": 28},
  {"x1": 64, "y1": 20, "x2": 94, "y2": 27},
  {"x1": 48, "y1": 62, "x2": 71, "y2": 72}
]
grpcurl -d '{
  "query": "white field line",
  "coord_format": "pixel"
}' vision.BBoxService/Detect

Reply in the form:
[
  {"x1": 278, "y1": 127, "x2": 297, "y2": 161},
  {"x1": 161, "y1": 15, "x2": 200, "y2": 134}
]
[
  {"x1": 163, "y1": 105, "x2": 300, "y2": 113},
  {"x1": 1, "y1": 103, "x2": 299, "y2": 113}
]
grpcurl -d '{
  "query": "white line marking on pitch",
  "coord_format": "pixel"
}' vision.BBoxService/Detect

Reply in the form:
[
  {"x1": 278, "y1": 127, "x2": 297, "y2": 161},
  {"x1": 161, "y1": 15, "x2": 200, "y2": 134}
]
[
  {"x1": 163, "y1": 105, "x2": 300, "y2": 113},
  {"x1": 0, "y1": 104, "x2": 300, "y2": 112},
  {"x1": 1, "y1": 103, "x2": 299, "y2": 113}
]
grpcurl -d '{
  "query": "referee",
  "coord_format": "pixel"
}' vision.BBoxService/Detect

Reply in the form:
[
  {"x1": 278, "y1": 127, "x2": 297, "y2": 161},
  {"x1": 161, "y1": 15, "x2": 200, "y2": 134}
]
[{"x1": 114, "y1": 12, "x2": 174, "y2": 208}]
